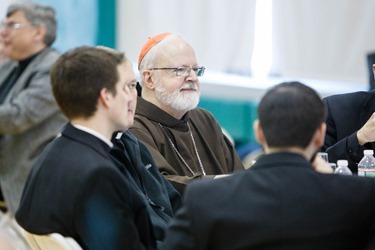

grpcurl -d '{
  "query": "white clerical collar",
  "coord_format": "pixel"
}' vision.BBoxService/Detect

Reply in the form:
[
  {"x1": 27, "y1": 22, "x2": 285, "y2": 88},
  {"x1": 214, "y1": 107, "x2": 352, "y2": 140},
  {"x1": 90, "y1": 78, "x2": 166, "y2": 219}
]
[{"x1": 73, "y1": 124, "x2": 113, "y2": 148}]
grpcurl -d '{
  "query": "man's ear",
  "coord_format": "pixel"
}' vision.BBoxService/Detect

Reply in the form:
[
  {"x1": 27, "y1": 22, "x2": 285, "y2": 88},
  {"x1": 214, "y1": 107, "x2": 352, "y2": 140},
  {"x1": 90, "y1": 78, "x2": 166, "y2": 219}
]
[
  {"x1": 34, "y1": 25, "x2": 47, "y2": 44},
  {"x1": 372, "y1": 64, "x2": 375, "y2": 76},
  {"x1": 253, "y1": 119, "x2": 266, "y2": 145},
  {"x1": 313, "y1": 123, "x2": 326, "y2": 148},
  {"x1": 98, "y1": 88, "x2": 111, "y2": 108},
  {"x1": 142, "y1": 70, "x2": 155, "y2": 90}
]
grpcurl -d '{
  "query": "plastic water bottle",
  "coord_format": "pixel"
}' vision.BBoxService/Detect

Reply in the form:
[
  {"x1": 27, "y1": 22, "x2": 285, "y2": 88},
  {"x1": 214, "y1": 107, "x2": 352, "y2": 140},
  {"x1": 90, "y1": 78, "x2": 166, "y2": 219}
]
[
  {"x1": 357, "y1": 149, "x2": 375, "y2": 177},
  {"x1": 334, "y1": 160, "x2": 352, "y2": 175}
]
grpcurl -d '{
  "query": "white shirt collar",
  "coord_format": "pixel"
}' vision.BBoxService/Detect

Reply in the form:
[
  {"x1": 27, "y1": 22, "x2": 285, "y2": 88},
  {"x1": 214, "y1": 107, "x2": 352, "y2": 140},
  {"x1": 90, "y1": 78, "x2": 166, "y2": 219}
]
[{"x1": 73, "y1": 124, "x2": 113, "y2": 148}]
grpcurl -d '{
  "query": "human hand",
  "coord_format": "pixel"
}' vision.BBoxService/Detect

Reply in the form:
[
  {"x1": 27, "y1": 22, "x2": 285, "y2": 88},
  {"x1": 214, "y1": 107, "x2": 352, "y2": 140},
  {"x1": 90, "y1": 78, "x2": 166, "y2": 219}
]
[
  {"x1": 357, "y1": 112, "x2": 375, "y2": 145},
  {"x1": 312, "y1": 155, "x2": 334, "y2": 174}
]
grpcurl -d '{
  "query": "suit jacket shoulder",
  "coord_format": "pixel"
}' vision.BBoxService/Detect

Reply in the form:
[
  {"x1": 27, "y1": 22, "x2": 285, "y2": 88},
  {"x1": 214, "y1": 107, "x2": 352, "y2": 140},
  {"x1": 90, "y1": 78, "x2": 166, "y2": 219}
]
[
  {"x1": 17, "y1": 124, "x2": 156, "y2": 249},
  {"x1": 165, "y1": 153, "x2": 375, "y2": 250}
]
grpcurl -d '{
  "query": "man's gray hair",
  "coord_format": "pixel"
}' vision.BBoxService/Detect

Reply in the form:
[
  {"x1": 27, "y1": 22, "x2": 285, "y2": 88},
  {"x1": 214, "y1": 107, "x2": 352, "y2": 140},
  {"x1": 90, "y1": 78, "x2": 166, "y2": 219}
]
[{"x1": 7, "y1": 2, "x2": 57, "y2": 46}]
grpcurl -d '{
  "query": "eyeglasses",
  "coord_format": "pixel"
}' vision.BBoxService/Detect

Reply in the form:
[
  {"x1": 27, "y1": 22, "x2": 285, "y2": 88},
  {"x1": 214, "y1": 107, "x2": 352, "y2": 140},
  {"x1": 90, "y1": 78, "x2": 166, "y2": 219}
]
[
  {"x1": 0, "y1": 21, "x2": 32, "y2": 31},
  {"x1": 149, "y1": 66, "x2": 205, "y2": 77}
]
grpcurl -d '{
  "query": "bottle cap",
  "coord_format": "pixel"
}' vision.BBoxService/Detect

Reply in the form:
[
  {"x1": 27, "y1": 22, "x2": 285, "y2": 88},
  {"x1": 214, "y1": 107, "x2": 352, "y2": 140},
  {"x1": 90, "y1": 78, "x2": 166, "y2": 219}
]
[
  {"x1": 364, "y1": 150, "x2": 374, "y2": 155},
  {"x1": 337, "y1": 159, "x2": 348, "y2": 167}
]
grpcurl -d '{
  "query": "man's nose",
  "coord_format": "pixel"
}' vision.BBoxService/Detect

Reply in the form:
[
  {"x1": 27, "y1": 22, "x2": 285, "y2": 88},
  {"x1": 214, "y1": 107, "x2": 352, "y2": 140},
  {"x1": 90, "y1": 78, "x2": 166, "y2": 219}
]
[
  {"x1": 186, "y1": 69, "x2": 198, "y2": 81},
  {"x1": 0, "y1": 27, "x2": 8, "y2": 37}
]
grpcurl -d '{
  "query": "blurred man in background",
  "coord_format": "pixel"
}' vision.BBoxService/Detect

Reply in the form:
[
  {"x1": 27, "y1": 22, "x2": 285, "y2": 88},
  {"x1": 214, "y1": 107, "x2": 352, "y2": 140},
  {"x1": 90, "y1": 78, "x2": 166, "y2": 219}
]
[
  {"x1": 322, "y1": 72, "x2": 375, "y2": 173},
  {"x1": 0, "y1": 2, "x2": 66, "y2": 215}
]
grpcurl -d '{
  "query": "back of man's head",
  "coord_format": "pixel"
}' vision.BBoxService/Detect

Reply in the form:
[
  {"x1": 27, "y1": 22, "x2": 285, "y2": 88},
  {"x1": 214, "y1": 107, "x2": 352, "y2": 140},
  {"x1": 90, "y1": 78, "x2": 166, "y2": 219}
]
[
  {"x1": 7, "y1": 2, "x2": 57, "y2": 46},
  {"x1": 50, "y1": 46, "x2": 126, "y2": 120},
  {"x1": 258, "y1": 81, "x2": 326, "y2": 148}
]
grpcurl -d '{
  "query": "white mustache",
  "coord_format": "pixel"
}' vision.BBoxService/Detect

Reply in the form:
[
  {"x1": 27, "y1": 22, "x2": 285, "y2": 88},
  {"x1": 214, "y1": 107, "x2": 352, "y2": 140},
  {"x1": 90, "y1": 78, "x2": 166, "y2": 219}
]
[{"x1": 180, "y1": 83, "x2": 198, "y2": 91}]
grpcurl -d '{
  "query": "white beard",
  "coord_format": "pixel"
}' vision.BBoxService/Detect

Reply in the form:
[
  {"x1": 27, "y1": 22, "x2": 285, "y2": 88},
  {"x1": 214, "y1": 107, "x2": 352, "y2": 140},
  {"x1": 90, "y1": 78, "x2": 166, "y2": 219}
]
[{"x1": 155, "y1": 82, "x2": 200, "y2": 112}]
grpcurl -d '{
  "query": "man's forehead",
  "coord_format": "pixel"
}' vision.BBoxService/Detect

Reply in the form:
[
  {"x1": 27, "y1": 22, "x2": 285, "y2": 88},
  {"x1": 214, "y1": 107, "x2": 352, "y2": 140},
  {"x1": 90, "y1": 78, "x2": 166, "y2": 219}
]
[
  {"x1": 157, "y1": 45, "x2": 197, "y2": 65},
  {"x1": 118, "y1": 61, "x2": 136, "y2": 80},
  {"x1": 6, "y1": 11, "x2": 27, "y2": 22}
]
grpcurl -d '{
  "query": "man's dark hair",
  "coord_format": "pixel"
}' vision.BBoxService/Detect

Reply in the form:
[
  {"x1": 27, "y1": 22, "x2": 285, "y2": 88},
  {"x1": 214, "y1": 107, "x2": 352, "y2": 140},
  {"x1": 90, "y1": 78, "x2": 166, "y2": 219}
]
[
  {"x1": 50, "y1": 46, "x2": 126, "y2": 120},
  {"x1": 258, "y1": 81, "x2": 327, "y2": 148}
]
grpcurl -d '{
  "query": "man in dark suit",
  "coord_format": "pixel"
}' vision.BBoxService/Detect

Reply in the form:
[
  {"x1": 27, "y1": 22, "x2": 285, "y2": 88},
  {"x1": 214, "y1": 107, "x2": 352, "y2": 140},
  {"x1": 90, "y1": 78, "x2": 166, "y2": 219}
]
[
  {"x1": 322, "y1": 87, "x2": 375, "y2": 173},
  {"x1": 16, "y1": 46, "x2": 155, "y2": 249},
  {"x1": 110, "y1": 131, "x2": 182, "y2": 249},
  {"x1": 164, "y1": 82, "x2": 375, "y2": 250}
]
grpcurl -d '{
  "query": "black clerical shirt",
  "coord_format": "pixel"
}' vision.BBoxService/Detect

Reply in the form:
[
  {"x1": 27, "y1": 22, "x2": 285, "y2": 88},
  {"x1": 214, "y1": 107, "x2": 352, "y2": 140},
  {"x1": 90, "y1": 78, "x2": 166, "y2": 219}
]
[{"x1": 0, "y1": 50, "x2": 43, "y2": 104}]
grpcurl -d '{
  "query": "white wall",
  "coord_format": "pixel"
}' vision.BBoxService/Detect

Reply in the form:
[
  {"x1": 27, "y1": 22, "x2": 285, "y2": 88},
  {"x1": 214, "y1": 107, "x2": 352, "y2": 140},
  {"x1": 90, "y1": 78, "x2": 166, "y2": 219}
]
[
  {"x1": 0, "y1": 0, "x2": 17, "y2": 18},
  {"x1": 272, "y1": 0, "x2": 375, "y2": 84},
  {"x1": 117, "y1": 0, "x2": 375, "y2": 88},
  {"x1": 117, "y1": 0, "x2": 256, "y2": 75}
]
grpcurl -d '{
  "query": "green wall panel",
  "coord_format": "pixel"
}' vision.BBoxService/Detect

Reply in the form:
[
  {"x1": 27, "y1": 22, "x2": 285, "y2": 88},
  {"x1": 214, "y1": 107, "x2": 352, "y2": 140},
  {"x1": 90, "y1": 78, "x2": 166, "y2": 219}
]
[
  {"x1": 97, "y1": 0, "x2": 116, "y2": 48},
  {"x1": 199, "y1": 98, "x2": 258, "y2": 145}
]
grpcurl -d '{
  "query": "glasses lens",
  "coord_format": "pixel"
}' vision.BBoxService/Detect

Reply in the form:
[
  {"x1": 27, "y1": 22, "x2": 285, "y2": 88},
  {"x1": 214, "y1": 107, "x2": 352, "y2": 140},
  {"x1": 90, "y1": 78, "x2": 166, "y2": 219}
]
[
  {"x1": 196, "y1": 67, "x2": 205, "y2": 77},
  {"x1": 1, "y1": 22, "x2": 30, "y2": 30},
  {"x1": 173, "y1": 66, "x2": 205, "y2": 77},
  {"x1": 175, "y1": 67, "x2": 189, "y2": 76},
  {"x1": 0, "y1": 22, "x2": 18, "y2": 30}
]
